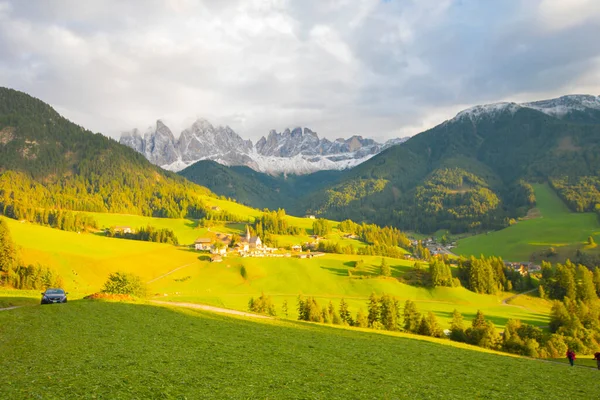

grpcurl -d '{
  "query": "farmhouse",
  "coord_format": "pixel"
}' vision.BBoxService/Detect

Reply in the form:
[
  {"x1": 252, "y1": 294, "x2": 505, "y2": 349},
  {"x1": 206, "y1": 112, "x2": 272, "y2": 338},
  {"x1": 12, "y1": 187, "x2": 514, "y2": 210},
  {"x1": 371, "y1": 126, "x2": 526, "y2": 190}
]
[
  {"x1": 211, "y1": 206, "x2": 221, "y2": 211},
  {"x1": 291, "y1": 244, "x2": 302, "y2": 252},
  {"x1": 211, "y1": 255, "x2": 223, "y2": 263},
  {"x1": 305, "y1": 215, "x2": 316, "y2": 219},
  {"x1": 194, "y1": 237, "x2": 213, "y2": 251},
  {"x1": 114, "y1": 226, "x2": 133, "y2": 234}
]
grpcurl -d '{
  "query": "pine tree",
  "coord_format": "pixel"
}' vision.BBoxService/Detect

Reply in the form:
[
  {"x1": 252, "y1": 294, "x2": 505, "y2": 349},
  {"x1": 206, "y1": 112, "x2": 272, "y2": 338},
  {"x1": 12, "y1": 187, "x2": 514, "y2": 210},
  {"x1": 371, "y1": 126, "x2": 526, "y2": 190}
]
[
  {"x1": 282, "y1": 300, "x2": 288, "y2": 318},
  {"x1": 403, "y1": 300, "x2": 421, "y2": 333},
  {"x1": 380, "y1": 258, "x2": 391, "y2": 277},
  {"x1": 339, "y1": 298, "x2": 352, "y2": 325},
  {"x1": 594, "y1": 267, "x2": 600, "y2": 296},
  {"x1": 355, "y1": 308, "x2": 368, "y2": 328},
  {"x1": 367, "y1": 293, "x2": 380, "y2": 327},
  {"x1": 449, "y1": 309, "x2": 466, "y2": 342},
  {"x1": 0, "y1": 219, "x2": 18, "y2": 284}
]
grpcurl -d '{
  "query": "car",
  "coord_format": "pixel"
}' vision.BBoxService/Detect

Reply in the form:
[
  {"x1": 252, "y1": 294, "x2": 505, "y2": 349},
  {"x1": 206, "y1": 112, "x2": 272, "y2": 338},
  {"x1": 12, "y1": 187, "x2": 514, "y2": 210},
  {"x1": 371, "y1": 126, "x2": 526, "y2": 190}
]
[{"x1": 41, "y1": 288, "x2": 68, "y2": 305}]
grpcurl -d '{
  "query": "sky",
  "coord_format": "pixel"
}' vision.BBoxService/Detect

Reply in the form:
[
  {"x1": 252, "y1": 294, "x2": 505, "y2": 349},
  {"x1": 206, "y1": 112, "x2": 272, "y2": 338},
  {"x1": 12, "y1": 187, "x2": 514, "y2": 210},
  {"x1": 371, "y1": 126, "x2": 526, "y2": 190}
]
[{"x1": 1, "y1": 0, "x2": 600, "y2": 143}]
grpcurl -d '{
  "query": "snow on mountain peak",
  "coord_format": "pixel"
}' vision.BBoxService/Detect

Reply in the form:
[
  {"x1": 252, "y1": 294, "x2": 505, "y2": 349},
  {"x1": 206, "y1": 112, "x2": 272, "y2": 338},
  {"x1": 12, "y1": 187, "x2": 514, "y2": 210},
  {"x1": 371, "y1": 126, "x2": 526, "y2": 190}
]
[
  {"x1": 120, "y1": 120, "x2": 406, "y2": 175},
  {"x1": 453, "y1": 102, "x2": 521, "y2": 122},
  {"x1": 521, "y1": 94, "x2": 600, "y2": 117}
]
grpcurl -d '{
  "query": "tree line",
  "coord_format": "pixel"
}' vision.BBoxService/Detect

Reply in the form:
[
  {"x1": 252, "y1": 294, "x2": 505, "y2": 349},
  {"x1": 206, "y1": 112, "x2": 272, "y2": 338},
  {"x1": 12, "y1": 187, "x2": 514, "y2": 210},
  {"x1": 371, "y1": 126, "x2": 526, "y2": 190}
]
[
  {"x1": 105, "y1": 225, "x2": 179, "y2": 245},
  {"x1": 0, "y1": 219, "x2": 63, "y2": 289}
]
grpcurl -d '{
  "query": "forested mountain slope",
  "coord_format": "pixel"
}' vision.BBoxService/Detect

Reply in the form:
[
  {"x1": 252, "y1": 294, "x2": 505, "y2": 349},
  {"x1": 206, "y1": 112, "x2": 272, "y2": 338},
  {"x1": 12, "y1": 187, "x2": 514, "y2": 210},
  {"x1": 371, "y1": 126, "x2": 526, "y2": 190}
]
[
  {"x1": 0, "y1": 87, "x2": 212, "y2": 219},
  {"x1": 181, "y1": 95, "x2": 600, "y2": 234},
  {"x1": 307, "y1": 98, "x2": 600, "y2": 233},
  {"x1": 179, "y1": 160, "x2": 343, "y2": 212}
]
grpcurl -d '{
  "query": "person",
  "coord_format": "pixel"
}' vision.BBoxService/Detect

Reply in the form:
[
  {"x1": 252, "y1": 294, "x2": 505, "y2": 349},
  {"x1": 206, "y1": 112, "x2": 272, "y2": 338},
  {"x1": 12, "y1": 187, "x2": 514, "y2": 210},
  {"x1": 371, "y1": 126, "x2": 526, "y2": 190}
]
[
  {"x1": 594, "y1": 352, "x2": 600, "y2": 370},
  {"x1": 566, "y1": 349, "x2": 576, "y2": 367}
]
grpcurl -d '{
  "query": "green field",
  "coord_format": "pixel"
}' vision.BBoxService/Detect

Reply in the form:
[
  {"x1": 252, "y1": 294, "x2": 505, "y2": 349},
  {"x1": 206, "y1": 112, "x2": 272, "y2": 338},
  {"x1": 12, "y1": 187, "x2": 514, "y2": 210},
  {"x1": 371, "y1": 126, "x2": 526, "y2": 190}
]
[
  {"x1": 0, "y1": 300, "x2": 595, "y2": 399},
  {"x1": 455, "y1": 184, "x2": 600, "y2": 261},
  {"x1": 2, "y1": 216, "x2": 550, "y2": 331}
]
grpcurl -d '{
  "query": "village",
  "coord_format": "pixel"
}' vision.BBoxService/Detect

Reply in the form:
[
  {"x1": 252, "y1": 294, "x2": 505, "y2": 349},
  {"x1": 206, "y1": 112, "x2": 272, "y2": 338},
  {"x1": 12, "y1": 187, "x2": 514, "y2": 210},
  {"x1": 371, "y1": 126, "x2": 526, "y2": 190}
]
[{"x1": 192, "y1": 226, "x2": 325, "y2": 262}]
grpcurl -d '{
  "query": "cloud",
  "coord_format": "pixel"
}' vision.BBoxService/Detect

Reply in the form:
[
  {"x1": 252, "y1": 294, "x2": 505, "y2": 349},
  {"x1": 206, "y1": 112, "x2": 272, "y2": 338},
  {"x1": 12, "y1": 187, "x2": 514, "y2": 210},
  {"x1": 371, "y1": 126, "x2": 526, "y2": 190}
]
[{"x1": 0, "y1": 0, "x2": 599, "y2": 143}]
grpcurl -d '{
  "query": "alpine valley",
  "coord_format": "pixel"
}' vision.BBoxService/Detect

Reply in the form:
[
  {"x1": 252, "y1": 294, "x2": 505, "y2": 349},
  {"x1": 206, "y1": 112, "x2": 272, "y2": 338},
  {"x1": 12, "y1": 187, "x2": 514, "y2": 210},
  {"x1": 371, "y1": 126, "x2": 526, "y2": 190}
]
[
  {"x1": 180, "y1": 94, "x2": 600, "y2": 236},
  {"x1": 120, "y1": 119, "x2": 407, "y2": 175}
]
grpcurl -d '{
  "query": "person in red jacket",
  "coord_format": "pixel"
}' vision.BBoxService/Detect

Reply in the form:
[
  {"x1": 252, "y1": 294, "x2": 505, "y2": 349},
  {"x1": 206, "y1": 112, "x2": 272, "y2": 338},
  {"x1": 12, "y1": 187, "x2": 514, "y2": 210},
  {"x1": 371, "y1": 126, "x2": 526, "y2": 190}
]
[
  {"x1": 593, "y1": 352, "x2": 600, "y2": 370},
  {"x1": 566, "y1": 349, "x2": 576, "y2": 367}
]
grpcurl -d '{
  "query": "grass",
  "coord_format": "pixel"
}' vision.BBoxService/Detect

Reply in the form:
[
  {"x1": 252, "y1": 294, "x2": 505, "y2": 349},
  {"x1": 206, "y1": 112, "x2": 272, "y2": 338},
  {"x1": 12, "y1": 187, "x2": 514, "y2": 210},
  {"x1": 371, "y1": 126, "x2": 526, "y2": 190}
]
[
  {"x1": 0, "y1": 300, "x2": 596, "y2": 399},
  {"x1": 2, "y1": 215, "x2": 551, "y2": 330},
  {"x1": 1, "y1": 216, "x2": 202, "y2": 295},
  {"x1": 455, "y1": 184, "x2": 600, "y2": 261}
]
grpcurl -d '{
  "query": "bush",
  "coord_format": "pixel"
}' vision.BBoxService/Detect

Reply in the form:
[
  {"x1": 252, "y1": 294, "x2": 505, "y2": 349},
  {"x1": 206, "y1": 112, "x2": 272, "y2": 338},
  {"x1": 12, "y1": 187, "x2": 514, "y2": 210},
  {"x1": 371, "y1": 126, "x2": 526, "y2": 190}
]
[{"x1": 101, "y1": 272, "x2": 147, "y2": 298}]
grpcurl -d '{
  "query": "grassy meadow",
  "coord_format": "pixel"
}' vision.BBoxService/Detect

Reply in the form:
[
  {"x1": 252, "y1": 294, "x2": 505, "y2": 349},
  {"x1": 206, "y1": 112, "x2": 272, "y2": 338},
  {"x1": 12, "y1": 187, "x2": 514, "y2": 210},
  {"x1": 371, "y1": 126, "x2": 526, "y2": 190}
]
[
  {"x1": 455, "y1": 184, "x2": 600, "y2": 261},
  {"x1": 2, "y1": 215, "x2": 550, "y2": 331},
  {"x1": 0, "y1": 300, "x2": 595, "y2": 400}
]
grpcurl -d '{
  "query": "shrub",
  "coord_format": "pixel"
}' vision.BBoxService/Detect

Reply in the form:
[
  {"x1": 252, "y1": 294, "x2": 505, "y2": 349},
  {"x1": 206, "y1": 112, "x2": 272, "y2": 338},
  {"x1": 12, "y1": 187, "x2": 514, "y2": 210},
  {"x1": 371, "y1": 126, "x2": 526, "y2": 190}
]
[{"x1": 101, "y1": 272, "x2": 147, "y2": 298}]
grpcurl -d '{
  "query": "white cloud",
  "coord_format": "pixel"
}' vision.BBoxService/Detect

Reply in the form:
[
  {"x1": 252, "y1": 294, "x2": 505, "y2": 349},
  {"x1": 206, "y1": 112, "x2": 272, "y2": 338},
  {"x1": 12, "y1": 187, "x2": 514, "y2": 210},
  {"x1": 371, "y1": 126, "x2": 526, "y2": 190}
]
[
  {"x1": 0, "y1": 0, "x2": 598, "y2": 143},
  {"x1": 537, "y1": 0, "x2": 600, "y2": 32}
]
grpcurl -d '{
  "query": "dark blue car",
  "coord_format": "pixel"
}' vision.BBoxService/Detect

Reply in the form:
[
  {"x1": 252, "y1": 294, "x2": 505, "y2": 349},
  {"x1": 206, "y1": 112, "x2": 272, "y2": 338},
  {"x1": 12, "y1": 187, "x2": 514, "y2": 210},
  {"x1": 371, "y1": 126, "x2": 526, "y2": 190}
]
[{"x1": 41, "y1": 288, "x2": 68, "y2": 304}]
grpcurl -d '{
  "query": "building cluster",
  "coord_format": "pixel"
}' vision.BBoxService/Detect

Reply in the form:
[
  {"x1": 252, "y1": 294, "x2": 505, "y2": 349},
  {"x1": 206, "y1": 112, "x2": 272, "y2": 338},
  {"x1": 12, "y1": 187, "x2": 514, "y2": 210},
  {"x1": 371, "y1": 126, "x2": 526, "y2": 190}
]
[
  {"x1": 194, "y1": 227, "x2": 311, "y2": 262},
  {"x1": 504, "y1": 262, "x2": 541, "y2": 276}
]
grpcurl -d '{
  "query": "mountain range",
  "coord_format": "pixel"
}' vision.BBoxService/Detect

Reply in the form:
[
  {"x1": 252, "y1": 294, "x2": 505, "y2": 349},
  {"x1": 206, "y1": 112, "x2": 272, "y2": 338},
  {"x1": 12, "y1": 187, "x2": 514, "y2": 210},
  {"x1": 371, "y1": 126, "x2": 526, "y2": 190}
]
[
  {"x1": 2, "y1": 87, "x2": 600, "y2": 235},
  {"x1": 181, "y1": 94, "x2": 600, "y2": 233},
  {"x1": 120, "y1": 120, "x2": 407, "y2": 175}
]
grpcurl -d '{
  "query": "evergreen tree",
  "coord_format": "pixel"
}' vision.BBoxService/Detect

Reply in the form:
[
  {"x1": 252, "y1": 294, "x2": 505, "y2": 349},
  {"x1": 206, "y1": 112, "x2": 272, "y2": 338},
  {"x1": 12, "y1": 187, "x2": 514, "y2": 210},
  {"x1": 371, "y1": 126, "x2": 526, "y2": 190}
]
[
  {"x1": 380, "y1": 294, "x2": 400, "y2": 331},
  {"x1": 418, "y1": 312, "x2": 443, "y2": 337},
  {"x1": 354, "y1": 308, "x2": 369, "y2": 328},
  {"x1": 449, "y1": 309, "x2": 467, "y2": 342},
  {"x1": 339, "y1": 298, "x2": 352, "y2": 325},
  {"x1": 380, "y1": 258, "x2": 391, "y2": 277},
  {"x1": 281, "y1": 300, "x2": 288, "y2": 318},
  {"x1": 0, "y1": 219, "x2": 17, "y2": 284},
  {"x1": 576, "y1": 265, "x2": 597, "y2": 303},
  {"x1": 403, "y1": 300, "x2": 421, "y2": 333},
  {"x1": 594, "y1": 267, "x2": 600, "y2": 296},
  {"x1": 367, "y1": 293, "x2": 380, "y2": 327}
]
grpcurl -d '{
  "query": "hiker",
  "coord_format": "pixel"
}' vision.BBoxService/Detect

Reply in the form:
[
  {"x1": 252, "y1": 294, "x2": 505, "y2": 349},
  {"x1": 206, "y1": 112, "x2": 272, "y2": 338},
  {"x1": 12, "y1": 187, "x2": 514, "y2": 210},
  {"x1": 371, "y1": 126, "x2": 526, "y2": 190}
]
[
  {"x1": 594, "y1": 352, "x2": 600, "y2": 370},
  {"x1": 566, "y1": 349, "x2": 576, "y2": 367}
]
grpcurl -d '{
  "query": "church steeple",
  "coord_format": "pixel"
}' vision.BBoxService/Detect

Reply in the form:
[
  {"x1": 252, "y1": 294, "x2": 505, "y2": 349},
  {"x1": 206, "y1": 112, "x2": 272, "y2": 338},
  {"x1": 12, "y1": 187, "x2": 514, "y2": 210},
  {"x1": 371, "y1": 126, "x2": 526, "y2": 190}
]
[{"x1": 246, "y1": 225, "x2": 251, "y2": 241}]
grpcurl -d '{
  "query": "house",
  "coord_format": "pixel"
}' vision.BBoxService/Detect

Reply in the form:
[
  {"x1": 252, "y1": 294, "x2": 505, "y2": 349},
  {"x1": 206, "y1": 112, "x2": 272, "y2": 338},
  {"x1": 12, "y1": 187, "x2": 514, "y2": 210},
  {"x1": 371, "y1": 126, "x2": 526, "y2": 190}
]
[
  {"x1": 211, "y1": 206, "x2": 221, "y2": 211},
  {"x1": 194, "y1": 237, "x2": 213, "y2": 251},
  {"x1": 305, "y1": 215, "x2": 316, "y2": 219},
  {"x1": 210, "y1": 244, "x2": 228, "y2": 255},
  {"x1": 235, "y1": 242, "x2": 249, "y2": 253},
  {"x1": 344, "y1": 234, "x2": 358, "y2": 240},
  {"x1": 296, "y1": 253, "x2": 309, "y2": 259},
  {"x1": 114, "y1": 226, "x2": 133, "y2": 234},
  {"x1": 211, "y1": 255, "x2": 223, "y2": 263},
  {"x1": 291, "y1": 244, "x2": 302, "y2": 252}
]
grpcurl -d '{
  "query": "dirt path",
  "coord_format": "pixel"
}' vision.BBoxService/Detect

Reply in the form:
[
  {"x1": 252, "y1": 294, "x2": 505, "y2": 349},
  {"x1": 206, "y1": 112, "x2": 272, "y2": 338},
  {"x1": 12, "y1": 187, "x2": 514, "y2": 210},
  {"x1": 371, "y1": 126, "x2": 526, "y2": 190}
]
[
  {"x1": 501, "y1": 288, "x2": 538, "y2": 305},
  {"x1": 150, "y1": 300, "x2": 273, "y2": 319},
  {"x1": 0, "y1": 306, "x2": 23, "y2": 312},
  {"x1": 147, "y1": 262, "x2": 197, "y2": 284}
]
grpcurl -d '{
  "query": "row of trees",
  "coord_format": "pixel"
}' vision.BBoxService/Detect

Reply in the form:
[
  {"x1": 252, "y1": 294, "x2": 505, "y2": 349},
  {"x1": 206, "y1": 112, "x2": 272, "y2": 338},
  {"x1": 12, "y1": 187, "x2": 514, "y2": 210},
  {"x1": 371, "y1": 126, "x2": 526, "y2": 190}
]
[
  {"x1": 105, "y1": 225, "x2": 179, "y2": 245},
  {"x1": 1, "y1": 206, "x2": 99, "y2": 233},
  {"x1": 338, "y1": 219, "x2": 411, "y2": 248},
  {"x1": 253, "y1": 209, "x2": 303, "y2": 237},
  {"x1": 0, "y1": 219, "x2": 63, "y2": 289},
  {"x1": 539, "y1": 260, "x2": 599, "y2": 302}
]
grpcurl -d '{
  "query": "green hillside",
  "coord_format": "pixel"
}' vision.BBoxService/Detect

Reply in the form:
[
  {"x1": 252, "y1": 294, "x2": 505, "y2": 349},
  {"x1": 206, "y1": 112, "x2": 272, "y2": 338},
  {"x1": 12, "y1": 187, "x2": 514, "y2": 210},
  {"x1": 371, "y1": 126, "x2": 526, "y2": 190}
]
[
  {"x1": 2, "y1": 216, "x2": 549, "y2": 330},
  {"x1": 0, "y1": 301, "x2": 595, "y2": 399},
  {"x1": 179, "y1": 160, "x2": 342, "y2": 212},
  {"x1": 0, "y1": 87, "x2": 213, "y2": 219},
  {"x1": 181, "y1": 105, "x2": 600, "y2": 235},
  {"x1": 455, "y1": 184, "x2": 600, "y2": 261}
]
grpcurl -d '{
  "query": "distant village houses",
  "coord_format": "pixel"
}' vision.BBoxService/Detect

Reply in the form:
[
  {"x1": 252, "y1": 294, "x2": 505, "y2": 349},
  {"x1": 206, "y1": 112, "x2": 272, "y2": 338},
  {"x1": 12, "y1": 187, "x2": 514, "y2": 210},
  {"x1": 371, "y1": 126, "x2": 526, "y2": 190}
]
[{"x1": 114, "y1": 226, "x2": 133, "y2": 234}]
